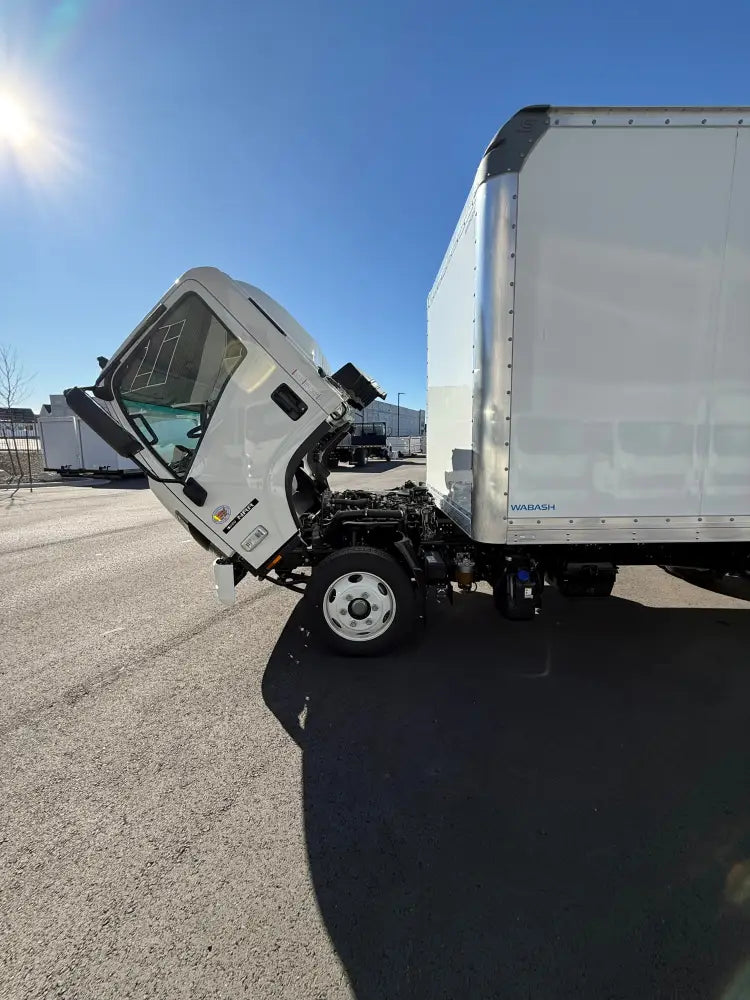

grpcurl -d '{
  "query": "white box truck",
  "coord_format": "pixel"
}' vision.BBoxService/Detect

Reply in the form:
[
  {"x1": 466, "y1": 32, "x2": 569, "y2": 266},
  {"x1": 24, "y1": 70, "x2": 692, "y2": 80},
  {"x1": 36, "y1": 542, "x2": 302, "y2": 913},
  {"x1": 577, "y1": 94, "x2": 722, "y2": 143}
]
[{"x1": 65, "y1": 106, "x2": 750, "y2": 655}]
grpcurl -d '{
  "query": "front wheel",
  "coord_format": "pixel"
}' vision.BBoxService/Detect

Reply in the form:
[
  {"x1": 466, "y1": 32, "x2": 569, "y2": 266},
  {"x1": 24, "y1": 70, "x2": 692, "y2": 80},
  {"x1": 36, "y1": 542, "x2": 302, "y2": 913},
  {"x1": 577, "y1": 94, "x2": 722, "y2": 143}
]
[{"x1": 305, "y1": 547, "x2": 417, "y2": 656}]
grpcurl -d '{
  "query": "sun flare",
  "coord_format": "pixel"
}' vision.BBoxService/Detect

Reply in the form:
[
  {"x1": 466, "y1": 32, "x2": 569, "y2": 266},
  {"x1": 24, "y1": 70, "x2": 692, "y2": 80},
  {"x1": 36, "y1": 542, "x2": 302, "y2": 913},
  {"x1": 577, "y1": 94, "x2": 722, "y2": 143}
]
[
  {"x1": 0, "y1": 84, "x2": 83, "y2": 198},
  {"x1": 0, "y1": 93, "x2": 35, "y2": 147}
]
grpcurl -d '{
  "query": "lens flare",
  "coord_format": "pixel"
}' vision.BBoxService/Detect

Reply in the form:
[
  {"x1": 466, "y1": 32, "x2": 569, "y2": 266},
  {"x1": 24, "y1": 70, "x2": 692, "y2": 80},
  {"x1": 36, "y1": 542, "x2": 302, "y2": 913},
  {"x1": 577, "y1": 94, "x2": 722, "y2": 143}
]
[
  {"x1": 0, "y1": 0, "x2": 111, "y2": 211},
  {"x1": 0, "y1": 83, "x2": 86, "y2": 206},
  {"x1": 0, "y1": 93, "x2": 35, "y2": 147}
]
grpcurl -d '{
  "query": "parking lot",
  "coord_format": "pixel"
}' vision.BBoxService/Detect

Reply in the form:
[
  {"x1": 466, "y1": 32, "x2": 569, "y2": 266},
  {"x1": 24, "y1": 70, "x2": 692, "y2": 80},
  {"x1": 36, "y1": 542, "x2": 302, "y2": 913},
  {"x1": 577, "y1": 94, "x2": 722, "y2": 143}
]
[{"x1": 2, "y1": 458, "x2": 750, "y2": 1000}]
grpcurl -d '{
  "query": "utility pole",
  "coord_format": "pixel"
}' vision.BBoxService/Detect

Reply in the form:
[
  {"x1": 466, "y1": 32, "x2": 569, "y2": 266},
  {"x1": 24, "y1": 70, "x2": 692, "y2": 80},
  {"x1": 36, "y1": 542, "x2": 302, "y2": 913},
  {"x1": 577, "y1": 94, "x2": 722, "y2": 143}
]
[{"x1": 397, "y1": 392, "x2": 404, "y2": 436}]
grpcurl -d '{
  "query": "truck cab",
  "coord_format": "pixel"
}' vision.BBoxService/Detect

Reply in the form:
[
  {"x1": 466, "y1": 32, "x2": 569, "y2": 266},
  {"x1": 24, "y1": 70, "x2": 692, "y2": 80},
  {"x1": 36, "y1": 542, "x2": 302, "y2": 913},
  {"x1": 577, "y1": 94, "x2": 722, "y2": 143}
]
[{"x1": 66, "y1": 268, "x2": 383, "y2": 574}]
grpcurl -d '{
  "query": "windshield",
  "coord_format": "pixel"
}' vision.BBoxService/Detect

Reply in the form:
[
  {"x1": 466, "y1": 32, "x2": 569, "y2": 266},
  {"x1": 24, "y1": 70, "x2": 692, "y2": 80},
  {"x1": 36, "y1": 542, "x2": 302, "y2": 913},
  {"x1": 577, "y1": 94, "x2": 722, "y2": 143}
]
[{"x1": 112, "y1": 293, "x2": 246, "y2": 478}]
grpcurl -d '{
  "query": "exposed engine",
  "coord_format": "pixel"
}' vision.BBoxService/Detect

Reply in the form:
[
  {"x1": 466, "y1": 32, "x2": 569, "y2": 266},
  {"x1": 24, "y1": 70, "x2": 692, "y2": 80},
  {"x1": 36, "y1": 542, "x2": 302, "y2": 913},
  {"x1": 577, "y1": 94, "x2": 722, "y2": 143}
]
[
  {"x1": 318, "y1": 482, "x2": 435, "y2": 536},
  {"x1": 290, "y1": 482, "x2": 470, "y2": 585}
]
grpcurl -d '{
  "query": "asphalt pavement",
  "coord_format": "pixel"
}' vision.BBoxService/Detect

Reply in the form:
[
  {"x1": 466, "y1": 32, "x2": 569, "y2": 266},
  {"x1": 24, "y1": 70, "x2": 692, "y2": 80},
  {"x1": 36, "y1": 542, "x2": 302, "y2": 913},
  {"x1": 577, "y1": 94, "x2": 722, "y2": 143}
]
[{"x1": 2, "y1": 459, "x2": 750, "y2": 1000}]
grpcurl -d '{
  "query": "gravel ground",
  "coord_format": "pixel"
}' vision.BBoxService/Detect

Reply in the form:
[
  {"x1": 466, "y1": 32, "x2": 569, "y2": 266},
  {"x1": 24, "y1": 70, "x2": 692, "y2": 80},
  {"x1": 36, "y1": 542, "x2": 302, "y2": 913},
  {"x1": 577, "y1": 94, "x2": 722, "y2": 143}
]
[{"x1": 2, "y1": 459, "x2": 750, "y2": 1000}]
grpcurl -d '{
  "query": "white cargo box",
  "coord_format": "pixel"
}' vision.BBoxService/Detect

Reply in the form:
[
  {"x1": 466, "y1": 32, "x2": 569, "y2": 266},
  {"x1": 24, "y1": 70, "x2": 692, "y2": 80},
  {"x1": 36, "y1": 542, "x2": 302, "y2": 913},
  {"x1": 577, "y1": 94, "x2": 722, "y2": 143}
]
[
  {"x1": 387, "y1": 435, "x2": 423, "y2": 458},
  {"x1": 427, "y1": 106, "x2": 750, "y2": 546},
  {"x1": 38, "y1": 416, "x2": 83, "y2": 472},
  {"x1": 39, "y1": 395, "x2": 140, "y2": 475}
]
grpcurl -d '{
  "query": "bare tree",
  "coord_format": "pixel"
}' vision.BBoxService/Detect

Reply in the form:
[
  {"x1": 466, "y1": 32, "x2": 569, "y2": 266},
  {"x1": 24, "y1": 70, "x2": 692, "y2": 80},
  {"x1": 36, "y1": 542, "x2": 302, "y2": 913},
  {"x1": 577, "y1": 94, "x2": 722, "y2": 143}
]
[{"x1": 0, "y1": 344, "x2": 35, "y2": 481}]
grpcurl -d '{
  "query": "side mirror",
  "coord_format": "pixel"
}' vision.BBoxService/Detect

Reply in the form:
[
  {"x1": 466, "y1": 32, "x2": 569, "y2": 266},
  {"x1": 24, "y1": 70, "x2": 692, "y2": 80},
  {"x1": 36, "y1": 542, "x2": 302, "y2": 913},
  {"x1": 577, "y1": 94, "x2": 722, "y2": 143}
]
[{"x1": 63, "y1": 387, "x2": 144, "y2": 458}]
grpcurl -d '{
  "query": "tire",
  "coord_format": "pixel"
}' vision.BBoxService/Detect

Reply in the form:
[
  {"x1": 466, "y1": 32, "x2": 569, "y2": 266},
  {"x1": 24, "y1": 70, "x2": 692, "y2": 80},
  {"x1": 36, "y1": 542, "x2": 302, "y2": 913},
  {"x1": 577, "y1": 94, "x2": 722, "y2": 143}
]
[
  {"x1": 493, "y1": 569, "x2": 540, "y2": 620},
  {"x1": 305, "y1": 547, "x2": 417, "y2": 656}
]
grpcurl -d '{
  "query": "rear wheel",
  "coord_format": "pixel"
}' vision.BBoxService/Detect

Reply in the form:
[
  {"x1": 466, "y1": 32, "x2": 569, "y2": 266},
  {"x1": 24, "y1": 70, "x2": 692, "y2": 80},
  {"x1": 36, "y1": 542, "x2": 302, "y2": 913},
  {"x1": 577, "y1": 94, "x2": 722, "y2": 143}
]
[
  {"x1": 494, "y1": 565, "x2": 542, "y2": 620},
  {"x1": 306, "y1": 547, "x2": 417, "y2": 656}
]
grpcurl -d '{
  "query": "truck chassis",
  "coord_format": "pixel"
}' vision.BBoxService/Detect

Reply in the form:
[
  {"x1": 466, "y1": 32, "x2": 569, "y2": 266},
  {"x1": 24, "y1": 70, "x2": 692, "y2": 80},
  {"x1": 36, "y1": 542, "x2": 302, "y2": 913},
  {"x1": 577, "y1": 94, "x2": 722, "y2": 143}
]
[{"x1": 236, "y1": 482, "x2": 749, "y2": 655}]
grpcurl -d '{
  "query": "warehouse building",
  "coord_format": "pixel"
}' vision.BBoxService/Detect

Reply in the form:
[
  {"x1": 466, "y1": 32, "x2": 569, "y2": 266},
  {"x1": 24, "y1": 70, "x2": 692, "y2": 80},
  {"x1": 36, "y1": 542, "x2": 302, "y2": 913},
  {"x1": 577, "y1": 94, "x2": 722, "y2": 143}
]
[{"x1": 356, "y1": 399, "x2": 425, "y2": 437}]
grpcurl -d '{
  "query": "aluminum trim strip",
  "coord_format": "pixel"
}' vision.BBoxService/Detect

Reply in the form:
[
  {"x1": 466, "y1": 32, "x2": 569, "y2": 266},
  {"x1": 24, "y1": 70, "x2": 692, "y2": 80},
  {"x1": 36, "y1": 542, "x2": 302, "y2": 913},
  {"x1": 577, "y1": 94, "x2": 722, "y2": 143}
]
[
  {"x1": 507, "y1": 513, "x2": 750, "y2": 545},
  {"x1": 507, "y1": 526, "x2": 750, "y2": 545},
  {"x1": 471, "y1": 173, "x2": 518, "y2": 544},
  {"x1": 507, "y1": 514, "x2": 750, "y2": 528},
  {"x1": 552, "y1": 109, "x2": 749, "y2": 128}
]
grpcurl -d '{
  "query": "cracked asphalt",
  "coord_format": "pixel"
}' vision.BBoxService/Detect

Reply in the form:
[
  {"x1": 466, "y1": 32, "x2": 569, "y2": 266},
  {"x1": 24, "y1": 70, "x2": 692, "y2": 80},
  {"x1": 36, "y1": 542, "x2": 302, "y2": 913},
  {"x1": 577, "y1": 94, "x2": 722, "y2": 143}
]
[{"x1": 2, "y1": 461, "x2": 750, "y2": 1000}]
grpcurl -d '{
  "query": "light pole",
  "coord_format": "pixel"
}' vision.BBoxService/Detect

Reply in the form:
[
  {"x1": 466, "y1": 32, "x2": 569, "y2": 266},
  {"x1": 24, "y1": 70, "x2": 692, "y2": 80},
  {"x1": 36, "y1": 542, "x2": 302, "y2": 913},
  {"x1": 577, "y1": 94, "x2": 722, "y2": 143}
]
[{"x1": 397, "y1": 392, "x2": 404, "y2": 436}]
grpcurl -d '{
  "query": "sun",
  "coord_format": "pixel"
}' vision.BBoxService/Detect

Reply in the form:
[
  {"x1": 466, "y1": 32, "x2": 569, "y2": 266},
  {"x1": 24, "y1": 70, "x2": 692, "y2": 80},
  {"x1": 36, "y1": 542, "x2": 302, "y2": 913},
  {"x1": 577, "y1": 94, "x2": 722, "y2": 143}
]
[
  {"x1": 0, "y1": 84, "x2": 80, "y2": 194},
  {"x1": 0, "y1": 93, "x2": 35, "y2": 148}
]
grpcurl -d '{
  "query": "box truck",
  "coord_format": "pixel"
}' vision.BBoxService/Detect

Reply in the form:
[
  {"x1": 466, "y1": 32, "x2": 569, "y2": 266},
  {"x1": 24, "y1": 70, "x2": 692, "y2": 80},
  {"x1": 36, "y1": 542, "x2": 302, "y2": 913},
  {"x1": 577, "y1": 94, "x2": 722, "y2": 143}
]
[{"x1": 65, "y1": 106, "x2": 750, "y2": 655}]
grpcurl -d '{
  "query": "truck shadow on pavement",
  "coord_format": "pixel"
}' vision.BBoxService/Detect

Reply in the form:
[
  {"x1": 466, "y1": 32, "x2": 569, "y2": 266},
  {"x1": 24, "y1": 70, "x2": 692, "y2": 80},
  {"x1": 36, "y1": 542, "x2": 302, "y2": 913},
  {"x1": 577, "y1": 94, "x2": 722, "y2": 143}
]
[
  {"x1": 89, "y1": 477, "x2": 149, "y2": 489},
  {"x1": 262, "y1": 589, "x2": 750, "y2": 1000}
]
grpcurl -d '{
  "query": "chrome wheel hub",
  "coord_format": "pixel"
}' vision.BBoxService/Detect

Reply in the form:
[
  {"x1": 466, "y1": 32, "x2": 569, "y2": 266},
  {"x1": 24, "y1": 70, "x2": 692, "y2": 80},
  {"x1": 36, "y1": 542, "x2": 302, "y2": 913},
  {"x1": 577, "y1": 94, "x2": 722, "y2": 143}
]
[{"x1": 322, "y1": 571, "x2": 396, "y2": 642}]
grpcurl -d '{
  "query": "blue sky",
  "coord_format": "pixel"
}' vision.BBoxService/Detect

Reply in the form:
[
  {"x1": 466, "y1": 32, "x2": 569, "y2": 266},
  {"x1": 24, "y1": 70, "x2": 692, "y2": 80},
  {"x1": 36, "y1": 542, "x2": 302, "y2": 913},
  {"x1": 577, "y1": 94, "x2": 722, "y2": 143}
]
[{"x1": 1, "y1": 0, "x2": 749, "y2": 413}]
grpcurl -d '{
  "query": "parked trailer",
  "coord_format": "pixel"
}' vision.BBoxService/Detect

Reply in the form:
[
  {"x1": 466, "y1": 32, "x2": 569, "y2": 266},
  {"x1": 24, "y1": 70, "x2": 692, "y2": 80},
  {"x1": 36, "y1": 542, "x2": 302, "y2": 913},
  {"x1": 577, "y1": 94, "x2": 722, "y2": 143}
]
[
  {"x1": 67, "y1": 105, "x2": 750, "y2": 654},
  {"x1": 387, "y1": 435, "x2": 424, "y2": 458},
  {"x1": 39, "y1": 395, "x2": 141, "y2": 477}
]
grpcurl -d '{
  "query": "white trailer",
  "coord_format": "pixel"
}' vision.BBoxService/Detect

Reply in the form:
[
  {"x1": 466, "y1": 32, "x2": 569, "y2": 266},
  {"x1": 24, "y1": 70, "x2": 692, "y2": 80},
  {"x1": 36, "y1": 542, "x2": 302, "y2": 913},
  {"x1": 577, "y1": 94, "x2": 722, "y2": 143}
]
[
  {"x1": 66, "y1": 106, "x2": 750, "y2": 655},
  {"x1": 387, "y1": 436, "x2": 424, "y2": 458},
  {"x1": 39, "y1": 395, "x2": 140, "y2": 476}
]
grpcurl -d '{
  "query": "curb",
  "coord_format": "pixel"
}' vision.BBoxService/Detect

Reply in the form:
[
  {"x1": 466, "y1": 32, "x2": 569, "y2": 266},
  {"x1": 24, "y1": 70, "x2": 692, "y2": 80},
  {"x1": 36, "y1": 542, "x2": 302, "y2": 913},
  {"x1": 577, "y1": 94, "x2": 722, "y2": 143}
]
[{"x1": 1, "y1": 478, "x2": 104, "y2": 490}]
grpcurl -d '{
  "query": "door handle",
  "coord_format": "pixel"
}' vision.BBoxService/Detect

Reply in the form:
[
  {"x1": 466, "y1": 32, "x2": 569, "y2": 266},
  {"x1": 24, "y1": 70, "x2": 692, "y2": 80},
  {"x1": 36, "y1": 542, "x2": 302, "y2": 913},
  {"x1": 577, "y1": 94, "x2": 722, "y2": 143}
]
[{"x1": 271, "y1": 383, "x2": 308, "y2": 421}]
